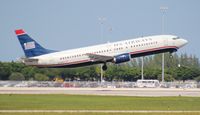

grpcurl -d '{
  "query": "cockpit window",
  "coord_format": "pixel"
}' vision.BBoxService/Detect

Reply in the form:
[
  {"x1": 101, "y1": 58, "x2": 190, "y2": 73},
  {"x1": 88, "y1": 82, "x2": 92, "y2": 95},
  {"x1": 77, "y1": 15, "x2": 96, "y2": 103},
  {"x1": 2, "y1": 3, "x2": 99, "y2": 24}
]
[{"x1": 172, "y1": 37, "x2": 180, "y2": 40}]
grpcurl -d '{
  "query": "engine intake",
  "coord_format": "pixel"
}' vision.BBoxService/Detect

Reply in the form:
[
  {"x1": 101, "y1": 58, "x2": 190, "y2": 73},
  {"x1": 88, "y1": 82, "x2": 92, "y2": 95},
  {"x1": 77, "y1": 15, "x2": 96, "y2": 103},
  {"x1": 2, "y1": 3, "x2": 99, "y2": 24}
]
[{"x1": 113, "y1": 53, "x2": 131, "y2": 64}]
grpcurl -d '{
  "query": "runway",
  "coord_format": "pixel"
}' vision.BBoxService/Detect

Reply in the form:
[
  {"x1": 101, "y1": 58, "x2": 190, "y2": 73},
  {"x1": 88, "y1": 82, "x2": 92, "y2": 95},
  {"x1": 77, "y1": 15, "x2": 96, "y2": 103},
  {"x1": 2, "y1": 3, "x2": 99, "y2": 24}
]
[{"x1": 0, "y1": 87, "x2": 200, "y2": 97}]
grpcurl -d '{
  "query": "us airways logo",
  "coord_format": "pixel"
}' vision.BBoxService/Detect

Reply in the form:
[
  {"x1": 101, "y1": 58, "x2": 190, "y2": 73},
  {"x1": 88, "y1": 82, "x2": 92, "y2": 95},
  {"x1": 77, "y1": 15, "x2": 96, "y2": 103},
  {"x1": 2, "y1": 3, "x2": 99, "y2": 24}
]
[{"x1": 24, "y1": 41, "x2": 35, "y2": 50}]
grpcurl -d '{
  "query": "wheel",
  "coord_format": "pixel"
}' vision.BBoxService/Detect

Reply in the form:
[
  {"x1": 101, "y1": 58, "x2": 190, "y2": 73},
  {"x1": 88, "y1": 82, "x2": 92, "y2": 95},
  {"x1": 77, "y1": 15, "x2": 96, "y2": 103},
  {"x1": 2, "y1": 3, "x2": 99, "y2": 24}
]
[
  {"x1": 169, "y1": 53, "x2": 173, "y2": 58},
  {"x1": 102, "y1": 64, "x2": 107, "y2": 71}
]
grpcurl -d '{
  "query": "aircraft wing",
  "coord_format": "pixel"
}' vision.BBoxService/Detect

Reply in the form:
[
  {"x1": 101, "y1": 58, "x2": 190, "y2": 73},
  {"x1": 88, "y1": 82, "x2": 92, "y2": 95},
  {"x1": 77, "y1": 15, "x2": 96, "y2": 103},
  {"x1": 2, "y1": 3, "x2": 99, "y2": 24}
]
[{"x1": 86, "y1": 53, "x2": 113, "y2": 62}]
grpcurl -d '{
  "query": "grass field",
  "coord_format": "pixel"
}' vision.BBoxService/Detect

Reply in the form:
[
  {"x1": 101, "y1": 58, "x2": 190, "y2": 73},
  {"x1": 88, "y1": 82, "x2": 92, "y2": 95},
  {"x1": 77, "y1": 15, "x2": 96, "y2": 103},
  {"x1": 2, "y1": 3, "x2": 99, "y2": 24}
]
[
  {"x1": 1, "y1": 113, "x2": 200, "y2": 115},
  {"x1": 0, "y1": 94, "x2": 200, "y2": 110},
  {"x1": 0, "y1": 94, "x2": 200, "y2": 115}
]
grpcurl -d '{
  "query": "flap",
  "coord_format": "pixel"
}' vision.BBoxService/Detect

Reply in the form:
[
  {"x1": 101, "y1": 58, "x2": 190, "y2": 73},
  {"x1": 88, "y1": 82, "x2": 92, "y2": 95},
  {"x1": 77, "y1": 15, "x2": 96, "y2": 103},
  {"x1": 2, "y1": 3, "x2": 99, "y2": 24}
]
[{"x1": 86, "y1": 53, "x2": 113, "y2": 62}]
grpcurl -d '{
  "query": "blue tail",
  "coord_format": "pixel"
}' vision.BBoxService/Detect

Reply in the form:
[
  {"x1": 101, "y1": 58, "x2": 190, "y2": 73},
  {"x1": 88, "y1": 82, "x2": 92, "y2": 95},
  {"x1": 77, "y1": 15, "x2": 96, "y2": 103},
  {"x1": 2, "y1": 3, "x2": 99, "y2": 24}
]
[{"x1": 15, "y1": 29, "x2": 56, "y2": 58}]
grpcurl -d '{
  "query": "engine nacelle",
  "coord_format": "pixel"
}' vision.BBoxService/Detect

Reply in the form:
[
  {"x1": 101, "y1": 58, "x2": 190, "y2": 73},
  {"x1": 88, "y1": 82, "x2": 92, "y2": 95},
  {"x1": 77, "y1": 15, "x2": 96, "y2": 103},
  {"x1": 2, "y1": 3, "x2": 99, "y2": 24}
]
[{"x1": 113, "y1": 53, "x2": 131, "y2": 64}]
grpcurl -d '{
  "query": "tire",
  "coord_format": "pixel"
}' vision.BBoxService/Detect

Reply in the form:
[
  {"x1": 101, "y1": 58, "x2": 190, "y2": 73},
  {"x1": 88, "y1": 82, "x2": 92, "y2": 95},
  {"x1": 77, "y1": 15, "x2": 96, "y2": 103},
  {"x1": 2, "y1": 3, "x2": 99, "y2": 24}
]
[{"x1": 102, "y1": 64, "x2": 107, "y2": 71}]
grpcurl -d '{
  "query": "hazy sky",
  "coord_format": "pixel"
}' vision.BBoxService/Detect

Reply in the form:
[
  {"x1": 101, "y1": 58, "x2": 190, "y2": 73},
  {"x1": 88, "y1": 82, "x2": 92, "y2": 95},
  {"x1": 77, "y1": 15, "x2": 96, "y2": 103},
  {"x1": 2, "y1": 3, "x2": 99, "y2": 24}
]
[{"x1": 0, "y1": 0, "x2": 199, "y2": 61}]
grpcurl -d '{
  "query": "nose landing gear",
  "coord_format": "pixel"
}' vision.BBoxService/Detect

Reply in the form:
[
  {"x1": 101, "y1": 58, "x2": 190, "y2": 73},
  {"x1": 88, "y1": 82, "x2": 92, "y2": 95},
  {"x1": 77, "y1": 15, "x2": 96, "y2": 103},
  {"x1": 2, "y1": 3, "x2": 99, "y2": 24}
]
[{"x1": 169, "y1": 53, "x2": 173, "y2": 58}]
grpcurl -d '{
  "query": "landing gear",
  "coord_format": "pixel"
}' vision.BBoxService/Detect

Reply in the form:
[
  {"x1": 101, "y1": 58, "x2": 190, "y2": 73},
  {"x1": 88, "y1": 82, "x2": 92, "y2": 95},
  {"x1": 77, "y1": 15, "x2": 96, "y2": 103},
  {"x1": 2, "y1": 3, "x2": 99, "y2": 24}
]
[
  {"x1": 102, "y1": 63, "x2": 107, "y2": 71},
  {"x1": 100, "y1": 63, "x2": 107, "y2": 84},
  {"x1": 169, "y1": 51, "x2": 174, "y2": 58},
  {"x1": 169, "y1": 53, "x2": 173, "y2": 58},
  {"x1": 169, "y1": 49, "x2": 177, "y2": 58}
]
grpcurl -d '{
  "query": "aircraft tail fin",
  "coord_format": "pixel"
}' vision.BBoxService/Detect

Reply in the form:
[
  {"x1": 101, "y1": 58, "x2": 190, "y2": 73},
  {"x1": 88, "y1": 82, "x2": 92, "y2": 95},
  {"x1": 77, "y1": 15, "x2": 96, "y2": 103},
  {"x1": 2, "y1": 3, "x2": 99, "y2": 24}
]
[{"x1": 15, "y1": 29, "x2": 56, "y2": 58}]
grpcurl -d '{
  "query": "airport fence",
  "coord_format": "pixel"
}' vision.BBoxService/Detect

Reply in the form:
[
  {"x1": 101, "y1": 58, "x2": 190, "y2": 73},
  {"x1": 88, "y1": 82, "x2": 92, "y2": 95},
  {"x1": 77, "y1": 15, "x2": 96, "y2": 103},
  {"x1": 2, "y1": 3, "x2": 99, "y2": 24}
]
[{"x1": 0, "y1": 81, "x2": 199, "y2": 88}]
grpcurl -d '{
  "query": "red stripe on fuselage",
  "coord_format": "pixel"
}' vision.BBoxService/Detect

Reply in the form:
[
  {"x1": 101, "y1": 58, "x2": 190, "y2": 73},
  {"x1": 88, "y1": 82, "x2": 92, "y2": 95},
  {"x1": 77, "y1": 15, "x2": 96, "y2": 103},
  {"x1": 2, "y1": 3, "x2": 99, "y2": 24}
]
[{"x1": 130, "y1": 46, "x2": 178, "y2": 54}]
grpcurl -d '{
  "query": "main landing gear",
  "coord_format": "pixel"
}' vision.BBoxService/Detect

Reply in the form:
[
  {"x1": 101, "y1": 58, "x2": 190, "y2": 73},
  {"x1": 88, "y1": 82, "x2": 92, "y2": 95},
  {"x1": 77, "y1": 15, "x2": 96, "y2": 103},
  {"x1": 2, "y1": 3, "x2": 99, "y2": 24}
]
[
  {"x1": 102, "y1": 63, "x2": 107, "y2": 71},
  {"x1": 100, "y1": 63, "x2": 107, "y2": 83}
]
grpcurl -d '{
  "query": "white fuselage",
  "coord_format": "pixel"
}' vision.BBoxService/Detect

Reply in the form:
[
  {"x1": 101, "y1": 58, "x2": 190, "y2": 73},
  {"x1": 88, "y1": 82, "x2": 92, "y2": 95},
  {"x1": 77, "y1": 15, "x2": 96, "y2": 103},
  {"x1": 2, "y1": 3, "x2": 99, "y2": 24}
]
[{"x1": 28, "y1": 35, "x2": 187, "y2": 68}]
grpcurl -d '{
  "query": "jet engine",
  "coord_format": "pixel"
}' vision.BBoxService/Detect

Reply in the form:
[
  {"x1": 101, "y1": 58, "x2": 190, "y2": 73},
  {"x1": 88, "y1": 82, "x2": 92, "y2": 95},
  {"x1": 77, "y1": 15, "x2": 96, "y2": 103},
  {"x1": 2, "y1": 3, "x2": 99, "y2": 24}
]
[{"x1": 113, "y1": 53, "x2": 131, "y2": 64}]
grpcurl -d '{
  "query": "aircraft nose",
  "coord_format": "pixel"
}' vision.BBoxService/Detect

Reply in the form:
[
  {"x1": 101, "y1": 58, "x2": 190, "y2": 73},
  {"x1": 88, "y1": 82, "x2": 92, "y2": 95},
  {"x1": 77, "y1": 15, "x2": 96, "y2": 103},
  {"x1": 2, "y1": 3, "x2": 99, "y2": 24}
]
[
  {"x1": 181, "y1": 39, "x2": 188, "y2": 45},
  {"x1": 178, "y1": 38, "x2": 188, "y2": 48}
]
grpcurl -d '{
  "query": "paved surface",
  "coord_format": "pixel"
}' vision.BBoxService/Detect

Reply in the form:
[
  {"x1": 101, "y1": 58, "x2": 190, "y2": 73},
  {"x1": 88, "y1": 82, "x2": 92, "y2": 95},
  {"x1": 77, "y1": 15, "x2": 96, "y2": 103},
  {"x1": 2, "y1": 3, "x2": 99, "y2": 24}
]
[
  {"x1": 0, "y1": 110, "x2": 200, "y2": 113},
  {"x1": 0, "y1": 87, "x2": 200, "y2": 97}
]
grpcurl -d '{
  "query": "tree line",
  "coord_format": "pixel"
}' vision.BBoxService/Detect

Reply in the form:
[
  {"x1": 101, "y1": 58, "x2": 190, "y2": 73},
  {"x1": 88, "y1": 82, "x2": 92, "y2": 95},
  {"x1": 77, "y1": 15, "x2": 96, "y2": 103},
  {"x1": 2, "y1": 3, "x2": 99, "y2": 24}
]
[{"x1": 1, "y1": 53, "x2": 200, "y2": 82}]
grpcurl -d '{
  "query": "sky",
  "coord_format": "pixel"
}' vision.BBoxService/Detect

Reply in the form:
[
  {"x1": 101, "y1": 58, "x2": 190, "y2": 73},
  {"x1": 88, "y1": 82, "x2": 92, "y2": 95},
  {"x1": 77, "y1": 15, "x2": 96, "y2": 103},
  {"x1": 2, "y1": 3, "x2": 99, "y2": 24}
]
[{"x1": 0, "y1": 0, "x2": 200, "y2": 61}]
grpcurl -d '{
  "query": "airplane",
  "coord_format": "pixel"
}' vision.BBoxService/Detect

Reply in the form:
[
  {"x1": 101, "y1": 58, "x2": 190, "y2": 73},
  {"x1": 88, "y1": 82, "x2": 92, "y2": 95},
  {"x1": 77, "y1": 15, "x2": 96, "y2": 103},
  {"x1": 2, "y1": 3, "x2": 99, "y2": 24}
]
[{"x1": 15, "y1": 29, "x2": 188, "y2": 71}]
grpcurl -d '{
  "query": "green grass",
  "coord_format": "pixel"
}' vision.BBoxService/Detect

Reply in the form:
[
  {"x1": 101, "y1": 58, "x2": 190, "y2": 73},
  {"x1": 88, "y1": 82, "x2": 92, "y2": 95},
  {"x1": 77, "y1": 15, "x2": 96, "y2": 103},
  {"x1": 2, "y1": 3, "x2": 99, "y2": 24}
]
[
  {"x1": 0, "y1": 94, "x2": 200, "y2": 111},
  {"x1": 1, "y1": 113, "x2": 200, "y2": 115}
]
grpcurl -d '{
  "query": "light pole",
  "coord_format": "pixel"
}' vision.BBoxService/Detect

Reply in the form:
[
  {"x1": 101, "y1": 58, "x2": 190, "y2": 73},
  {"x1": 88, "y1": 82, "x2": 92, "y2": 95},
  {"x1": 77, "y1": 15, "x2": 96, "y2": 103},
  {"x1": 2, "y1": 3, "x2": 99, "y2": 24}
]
[
  {"x1": 98, "y1": 17, "x2": 106, "y2": 43},
  {"x1": 141, "y1": 57, "x2": 144, "y2": 80},
  {"x1": 160, "y1": 6, "x2": 168, "y2": 82},
  {"x1": 160, "y1": 6, "x2": 168, "y2": 34},
  {"x1": 98, "y1": 17, "x2": 106, "y2": 83}
]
